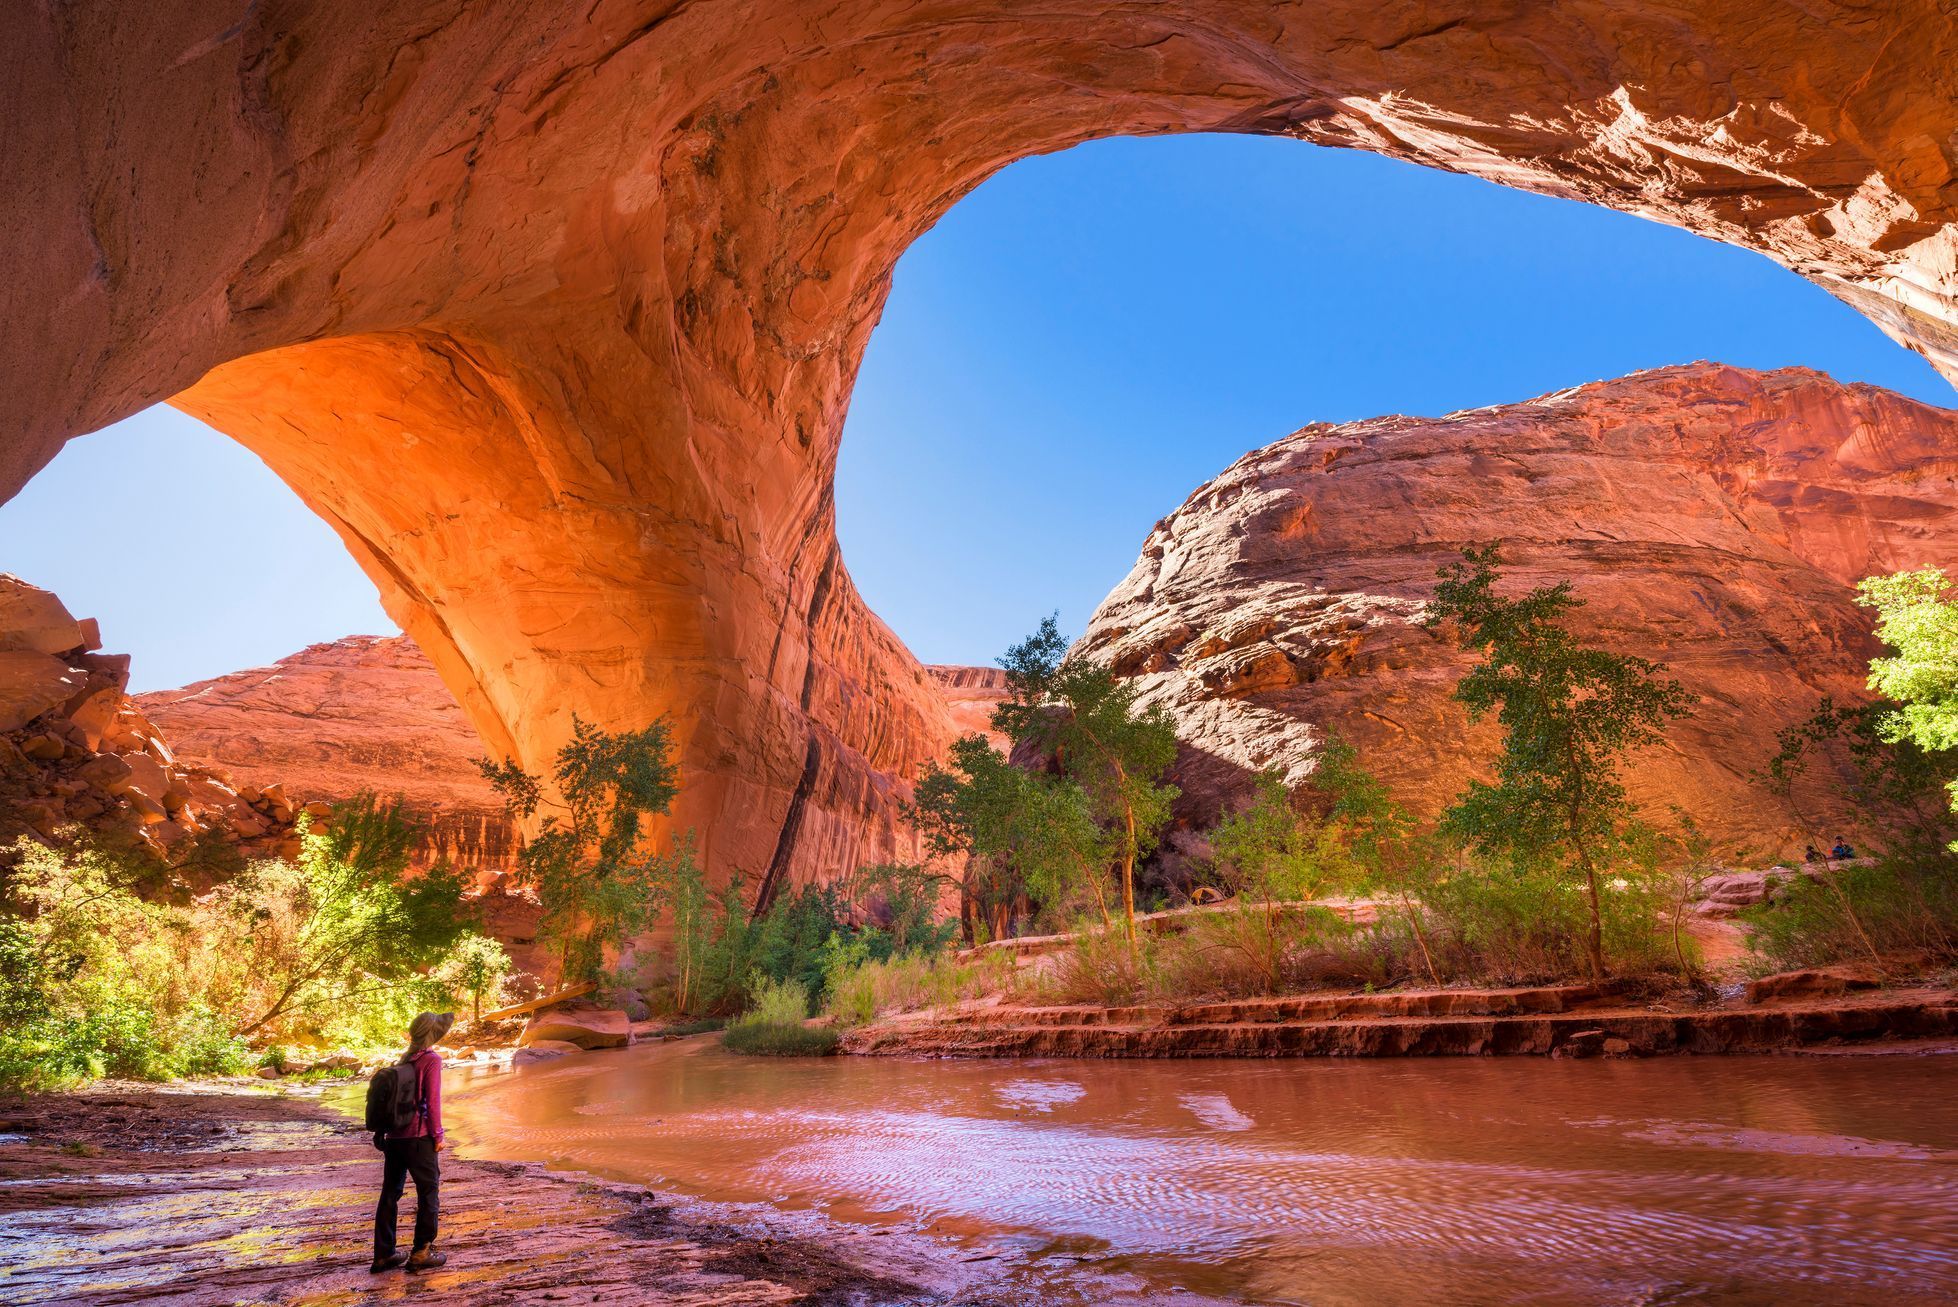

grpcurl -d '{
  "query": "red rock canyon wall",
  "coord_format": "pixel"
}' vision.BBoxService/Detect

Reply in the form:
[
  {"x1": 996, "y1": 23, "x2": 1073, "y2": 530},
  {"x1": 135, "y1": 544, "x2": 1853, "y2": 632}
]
[{"x1": 7, "y1": 2, "x2": 1958, "y2": 883}]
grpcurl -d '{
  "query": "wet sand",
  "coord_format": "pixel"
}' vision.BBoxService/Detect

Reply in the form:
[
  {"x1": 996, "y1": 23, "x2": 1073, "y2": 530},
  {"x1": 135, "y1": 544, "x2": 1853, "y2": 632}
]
[{"x1": 0, "y1": 1083, "x2": 1215, "y2": 1305}]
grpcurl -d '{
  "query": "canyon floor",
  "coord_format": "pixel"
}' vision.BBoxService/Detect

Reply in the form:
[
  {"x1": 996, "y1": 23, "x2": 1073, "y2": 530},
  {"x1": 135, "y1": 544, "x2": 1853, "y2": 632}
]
[{"x1": 0, "y1": 1083, "x2": 1218, "y2": 1306}]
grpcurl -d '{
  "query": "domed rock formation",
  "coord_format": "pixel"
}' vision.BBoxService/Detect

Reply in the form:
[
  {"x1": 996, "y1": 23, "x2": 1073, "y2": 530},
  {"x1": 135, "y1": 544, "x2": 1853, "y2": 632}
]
[
  {"x1": 8, "y1": 3, "x2": 1958, "y2": 885},
  {"x1": 1076, "y1": 364, "x2": 1958, "y2": 859},
  {"x1": 137, "y1": 636, "x2": 521, "y2": 875}
]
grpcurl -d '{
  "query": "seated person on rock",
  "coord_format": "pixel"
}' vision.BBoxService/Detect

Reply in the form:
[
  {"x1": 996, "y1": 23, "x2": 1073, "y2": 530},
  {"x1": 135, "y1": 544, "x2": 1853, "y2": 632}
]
[{"x1": 1830, "y1": 837, "x2": 1855, "y2": 861}]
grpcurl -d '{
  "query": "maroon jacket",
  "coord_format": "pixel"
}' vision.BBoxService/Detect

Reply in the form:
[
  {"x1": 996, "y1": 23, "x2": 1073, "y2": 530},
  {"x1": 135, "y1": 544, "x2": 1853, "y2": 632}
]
[{"x1": 388, "y1": 1049, "x2": 444, "y2": 1141}]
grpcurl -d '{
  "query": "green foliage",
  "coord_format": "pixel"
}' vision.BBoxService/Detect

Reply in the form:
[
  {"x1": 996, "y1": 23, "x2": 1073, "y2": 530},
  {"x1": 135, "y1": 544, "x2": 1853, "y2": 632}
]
[
  {"x1": 1429, "y1": 544, "x2": 1691, "y2": 977},
  {"x1": 433, "y1": 933, "x2": 513, "y2": 1022},
  {"x1": 218, "y1": 797, "x2": 469, "y2": 1038},
  {"x1": 910, "y1": 616, "x2": 1179, "y2": 943},
  {"x1": 1204, "y1": 771, "x2": 1361, "y2": 992},
  {"x1": 1743, "y1": 846, "x2": 1958, "y2": 971},
  {"x1": 1761, "y1": 694, "x2": 1957, "y2": 844},
  {"x1": 722, "y1": 976, "x2": 839, "y2": 1056},
  {"x1": 481, "y1": 717, "x2": 685, "y2": 982},
  {"x1": 1853, "y1": 569, "x2": 1958, "y2": 843},
  {"x1": 0, "y1": 801, "x2": 489, "y2": 1090}
]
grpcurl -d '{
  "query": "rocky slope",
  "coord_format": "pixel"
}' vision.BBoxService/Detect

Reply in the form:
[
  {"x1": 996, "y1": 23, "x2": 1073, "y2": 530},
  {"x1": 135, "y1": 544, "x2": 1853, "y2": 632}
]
[
  {"x1": 138, "y1": 636, "x2": 519, "y2": 875},
  {"x1": 1078, "y1": 364, "x2": 1958, "y2": 860},
  {"x1": 10, "y1": 1, "x2": 1958, "y2": 893},
  {"x1": 0, "y1": 576, "x2": 302, "y2": 862}
]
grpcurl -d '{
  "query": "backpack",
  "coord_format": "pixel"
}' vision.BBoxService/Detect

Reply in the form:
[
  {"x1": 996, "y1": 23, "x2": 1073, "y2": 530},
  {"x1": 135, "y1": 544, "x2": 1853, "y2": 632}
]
[{"x1": 363, "y1": 1057, "x2": 423, "y2": 1136}]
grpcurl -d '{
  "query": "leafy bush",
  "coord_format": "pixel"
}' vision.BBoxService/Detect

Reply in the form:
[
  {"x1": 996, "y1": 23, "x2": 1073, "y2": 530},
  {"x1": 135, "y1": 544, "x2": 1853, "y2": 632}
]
[
  {"x1": 0, "y1": 809, "x2": 490, "y2": 1090},
  {"x1": 1743, "y1": 848, "x2": 1958, "y2": 971},
  {"x1": 722, "y1": 976, "x2": 838, "y2": 1056}
]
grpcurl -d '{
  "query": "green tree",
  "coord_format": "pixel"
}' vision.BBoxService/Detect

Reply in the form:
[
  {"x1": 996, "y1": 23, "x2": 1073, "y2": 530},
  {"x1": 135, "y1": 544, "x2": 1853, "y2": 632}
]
[
  {"x1": 1309, "y1": 735, "x2": 1450, "y2": 986},
  {"x1": 1428, "y1": 545, "x2": 1691, "y2": 979},
  {"x1": 436, "y1": 933, "x2": 512, "y2": 1022},
  {"x1": 222, "y1": 796, "x2": 469, "y2": 1038},
  {"x1": 481, "y1": 717, "x2": 684, "y2": 983},
  {"x1": 991, "y1": 616, "x2": 1180, "y2": 945},
  {"x1": 1206, "y1": 771, "x2": 1355, "y2": 992},
  {"x1": 911, "y1": 729, "x2": 1117, "y2": 938},
  {"x1": 1858, "y1": 568, "x2": 1958, "y2": 833}
]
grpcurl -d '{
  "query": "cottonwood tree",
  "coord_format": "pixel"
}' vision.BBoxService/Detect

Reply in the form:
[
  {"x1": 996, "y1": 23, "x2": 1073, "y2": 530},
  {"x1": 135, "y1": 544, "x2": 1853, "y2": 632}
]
[
  {"x1": 911, "y1": 618, "x2": 1178, "y2": 945},
  {"x1": 1858, "y1": 568, "x2": 1958, "y2": 841},
  {"x1": 1428, "y1": 545, "x2": 1691, "y2": 980},
  {"x1": 910, "y1": 732, "x2": 1113, "y2": 939},
  {"x1": 1309, "y1": 735, "x2": 1451, "y2": 986},
  {"x1": 992, "y1": 617, "x2": 1179, "y2": 946},
  {"x1": 481, "y1": 717, "x2": 687, "y2": 984}
]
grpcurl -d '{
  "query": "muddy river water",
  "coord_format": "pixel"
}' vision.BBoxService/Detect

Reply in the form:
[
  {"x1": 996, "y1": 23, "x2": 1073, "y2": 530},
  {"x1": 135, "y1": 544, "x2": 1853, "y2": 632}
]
[{"x1": 447, "y1": 1040, "x2": 1958, "y2": 1305}]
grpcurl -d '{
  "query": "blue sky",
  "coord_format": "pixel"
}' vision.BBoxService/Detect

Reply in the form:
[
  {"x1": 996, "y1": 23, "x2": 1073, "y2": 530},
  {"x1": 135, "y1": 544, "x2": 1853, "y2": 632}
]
[{"x1": 3, "y1": 134, "x2": 1950, "y2": 691}]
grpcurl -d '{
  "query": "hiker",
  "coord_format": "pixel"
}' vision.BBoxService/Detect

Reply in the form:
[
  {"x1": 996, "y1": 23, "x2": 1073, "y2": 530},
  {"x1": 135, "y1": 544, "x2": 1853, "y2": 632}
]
[
  {"x1": 1830, "y1": 837, "x2": 1855, "y2": 861},
  {"x1": 371, "y1": 1010, "x2": 453, "y2": 1274},
  {"x1": 1805, "y1": 844, "x2": 1822, "y2": 864}
]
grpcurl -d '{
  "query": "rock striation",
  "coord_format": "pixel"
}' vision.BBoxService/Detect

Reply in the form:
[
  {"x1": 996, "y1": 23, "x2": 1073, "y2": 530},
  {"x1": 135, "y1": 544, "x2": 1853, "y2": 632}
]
[
  {"x1": 927, "y1": 665, "x2": 1014, "y2": 753},
  {"x1": 0, "y1": 576, "x2": 302, "y2": 862},
  {"x1": 1077, "y1": 364, "x2": 1958, "y2": 858},
  {"x1": 9, "y1": 2, "x2": 1958, "y2": 890},
  {"x1": 138, "y1": 636, "x2": 520, "y2": 875}
]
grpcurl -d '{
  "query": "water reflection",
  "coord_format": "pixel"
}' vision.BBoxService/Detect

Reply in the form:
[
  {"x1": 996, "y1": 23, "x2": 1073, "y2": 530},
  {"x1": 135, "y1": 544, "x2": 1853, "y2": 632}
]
[{"x1": 447, "y1": 1044, "x2": 1958, "y2": 1305}]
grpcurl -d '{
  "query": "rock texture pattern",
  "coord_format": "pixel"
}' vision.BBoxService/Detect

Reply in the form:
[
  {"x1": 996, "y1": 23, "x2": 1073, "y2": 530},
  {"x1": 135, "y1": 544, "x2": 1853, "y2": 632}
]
[
  {"x1": 1078, "y1": 365, "x2": 1958, "y2": 857},
  {"x1": 138, "y1": 636, "x2": 520, "y2": 874},
  {"x1": 8, "y1": 2, "x2": 1958, "y2": 887}
]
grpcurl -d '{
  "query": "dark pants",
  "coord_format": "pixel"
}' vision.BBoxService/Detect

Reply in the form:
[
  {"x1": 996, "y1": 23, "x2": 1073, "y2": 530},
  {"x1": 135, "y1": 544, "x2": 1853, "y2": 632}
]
[{"x1": 374, "y1": 1137, "x2": 440, "y2": 1258}]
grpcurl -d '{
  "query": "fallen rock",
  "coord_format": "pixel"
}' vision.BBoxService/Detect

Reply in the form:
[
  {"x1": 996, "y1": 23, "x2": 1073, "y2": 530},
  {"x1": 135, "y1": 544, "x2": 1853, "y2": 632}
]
[
  {"x1": 0, "y1": 651, "x2": 84, "y2": 732},
  {"x1": 511, "y1": 1039, "x2": 585, "y2": 1064},
  {"x1": 520, "y1": 1010, "x2": 632, "y2": 1050},
  {"x1": 0, "y1": 576, "x2": 84, "y2": 656}
]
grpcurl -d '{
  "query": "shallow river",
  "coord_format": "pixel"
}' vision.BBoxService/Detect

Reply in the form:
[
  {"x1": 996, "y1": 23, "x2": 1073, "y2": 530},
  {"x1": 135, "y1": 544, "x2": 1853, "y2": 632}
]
[{"x1": 447, "y1": 1041, "x2": 1958, "y2": 1305}]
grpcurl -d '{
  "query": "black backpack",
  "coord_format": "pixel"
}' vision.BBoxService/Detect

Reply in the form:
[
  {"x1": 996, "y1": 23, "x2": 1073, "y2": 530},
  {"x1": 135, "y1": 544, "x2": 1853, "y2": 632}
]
[{"x1": 363, "y1": 1059, "x2": 423, "y2": 1136}]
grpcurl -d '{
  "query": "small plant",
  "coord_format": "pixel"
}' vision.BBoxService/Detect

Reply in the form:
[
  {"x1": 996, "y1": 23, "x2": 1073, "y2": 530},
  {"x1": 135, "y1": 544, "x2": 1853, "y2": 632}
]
[{"x1": 722, "y1": 977, "x2": 839, "y2": 1056}]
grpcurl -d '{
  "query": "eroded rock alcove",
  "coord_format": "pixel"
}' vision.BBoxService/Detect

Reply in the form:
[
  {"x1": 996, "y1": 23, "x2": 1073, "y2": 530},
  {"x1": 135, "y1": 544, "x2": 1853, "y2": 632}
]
[{"x1": 7, "y1": 1, "x2": 1958, "y2": 885}]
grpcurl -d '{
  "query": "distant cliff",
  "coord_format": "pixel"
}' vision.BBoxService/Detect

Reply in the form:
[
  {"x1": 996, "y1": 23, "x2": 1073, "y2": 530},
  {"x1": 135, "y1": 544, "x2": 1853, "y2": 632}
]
[{"x1": 138, "y1": 636, "x2": 520, "y2": 875}]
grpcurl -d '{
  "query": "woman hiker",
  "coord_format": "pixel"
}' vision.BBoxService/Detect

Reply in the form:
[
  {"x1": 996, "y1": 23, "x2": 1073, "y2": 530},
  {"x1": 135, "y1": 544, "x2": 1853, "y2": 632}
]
[{"x1": 372, "y1": 1010, "x2": 454, "y2": 1274}]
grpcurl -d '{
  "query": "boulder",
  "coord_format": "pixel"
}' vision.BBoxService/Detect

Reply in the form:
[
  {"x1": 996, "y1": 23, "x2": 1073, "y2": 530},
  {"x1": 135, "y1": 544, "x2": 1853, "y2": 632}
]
[
  {"x1": 0, "y1": 576, "x2": 83, "y2": 656},
  {"x1": 0, "y1": 651, "x2": 84, "y2": 731},
  {"x1": 518, "y1": 1009, "x2": 631, "y2": 1050},
  {"x1": 511, "y1": 1040, "x2": 585, "y2": 1065},
  {"x1": 1745, "y1": 964, "x2": 1887, "y2": 1004}
]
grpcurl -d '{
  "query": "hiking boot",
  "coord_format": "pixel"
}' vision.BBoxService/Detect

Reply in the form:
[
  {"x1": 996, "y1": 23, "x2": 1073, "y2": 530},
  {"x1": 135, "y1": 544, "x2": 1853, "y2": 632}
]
[
  {"x1": 369, "y1": 1252, "x2": 408, "y2": 1273},
  {"x1": 405, "y1": 1246, "x2": 447, "y2": 1274}
]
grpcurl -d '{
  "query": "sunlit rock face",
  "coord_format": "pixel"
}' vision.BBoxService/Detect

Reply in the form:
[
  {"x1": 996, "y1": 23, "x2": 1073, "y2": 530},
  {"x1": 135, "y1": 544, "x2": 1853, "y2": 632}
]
[
  {"x1": 137, "y1": 636, "x2": 521, "y2": 875},
  {"x1": 1078, "y1": 364, "x2": 1958, "y2": 859},
  {"x1": 8, "y1": 2, "x2": 1958, "y2": 884}
]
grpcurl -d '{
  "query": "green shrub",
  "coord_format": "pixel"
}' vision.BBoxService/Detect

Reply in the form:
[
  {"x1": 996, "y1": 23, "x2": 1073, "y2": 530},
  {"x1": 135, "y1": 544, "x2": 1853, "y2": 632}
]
[
  {"x1": 1743, "y1": 848, "x2": 1958, "y2": 971},
  {"x1": 721, "y1": 1021, "x2": 840, "y2": 1056},
  {"x1": 819, "y1": 946, "x2": 1015, "y2": 1027},
  {"x1": 722, "y1": 976, "x2": 838, "y2": 1056}
]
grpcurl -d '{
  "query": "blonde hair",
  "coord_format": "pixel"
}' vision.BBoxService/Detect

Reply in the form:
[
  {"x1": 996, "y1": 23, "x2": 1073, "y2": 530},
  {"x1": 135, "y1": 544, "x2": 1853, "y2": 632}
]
[{"x1": 403, "y1": 1011, "x2": 455, "y2": 1061}]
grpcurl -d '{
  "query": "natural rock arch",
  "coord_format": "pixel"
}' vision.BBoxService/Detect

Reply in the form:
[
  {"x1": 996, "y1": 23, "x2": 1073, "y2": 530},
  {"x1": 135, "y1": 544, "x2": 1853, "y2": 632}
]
[{"x1": 7, "y1": 0, "x2": 1958, "y2": 884}]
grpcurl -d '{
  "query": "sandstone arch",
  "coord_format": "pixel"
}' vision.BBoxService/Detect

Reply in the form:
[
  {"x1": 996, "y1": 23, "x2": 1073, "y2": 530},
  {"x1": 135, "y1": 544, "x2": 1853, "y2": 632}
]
[{"x1": 7, "y1": 1, "x2": 1958, "y2": 884}]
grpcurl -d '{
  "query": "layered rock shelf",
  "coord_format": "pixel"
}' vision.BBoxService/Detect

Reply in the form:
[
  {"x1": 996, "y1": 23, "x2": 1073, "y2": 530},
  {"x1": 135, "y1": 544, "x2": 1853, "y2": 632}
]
[{"x1": 843, "y1": 983, "x2": 1958, "y2": 1059}]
